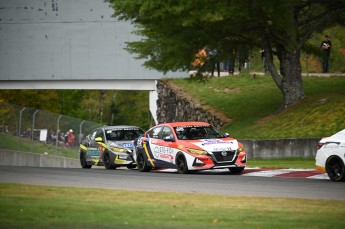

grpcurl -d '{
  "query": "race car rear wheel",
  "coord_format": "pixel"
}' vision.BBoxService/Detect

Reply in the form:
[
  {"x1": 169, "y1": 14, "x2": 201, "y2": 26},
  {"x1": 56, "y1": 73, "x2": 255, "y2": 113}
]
[
  {"x1": 80, "y1": 152, "x2": 91, "y2": 169},
  {"x1": 326, "y1": 156, "x2": 345, "y2": 182},
  {"x1": 176, "y1": 154, "x2": 189, "y2": 174},
  {"x1": 229, "y1": 167, "x2": 244, "y2": 174},
  {"x1": 136, "y1": 152, "x2": 151, "y2": 172},
  {"x1": 104, "y1": 152, "x2": 116, "y2": 170}
]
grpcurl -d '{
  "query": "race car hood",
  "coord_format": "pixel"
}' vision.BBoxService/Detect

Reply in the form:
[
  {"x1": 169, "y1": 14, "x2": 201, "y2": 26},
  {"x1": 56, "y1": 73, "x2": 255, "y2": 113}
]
[
  {"x1": 188, "y1": 139, "x2": 239, "y2": 152},
  {"x1": 108, "y1": 140, "x2": 135, "y2": 150}
]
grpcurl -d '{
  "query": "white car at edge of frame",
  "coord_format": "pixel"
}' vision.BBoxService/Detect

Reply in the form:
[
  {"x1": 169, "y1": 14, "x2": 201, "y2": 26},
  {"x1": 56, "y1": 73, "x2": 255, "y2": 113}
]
[{"x1": 316, "y1": 129, "x2": 345, "y2": 182}]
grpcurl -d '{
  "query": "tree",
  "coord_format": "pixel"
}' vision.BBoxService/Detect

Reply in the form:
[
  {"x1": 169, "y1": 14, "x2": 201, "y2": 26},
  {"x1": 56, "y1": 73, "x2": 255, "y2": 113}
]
[
  {"x1": 0, "y1": 90, "x2": 60, "y2": 112},
  {"x1": 107, "y1": 0, "x2": 345, "y2": 109}
]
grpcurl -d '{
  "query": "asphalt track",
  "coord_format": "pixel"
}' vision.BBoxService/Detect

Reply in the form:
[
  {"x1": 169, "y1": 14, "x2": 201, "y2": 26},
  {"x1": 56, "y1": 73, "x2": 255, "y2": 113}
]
[{"x1": 1, "y1": 166, "x2": 344, "y2": 201}]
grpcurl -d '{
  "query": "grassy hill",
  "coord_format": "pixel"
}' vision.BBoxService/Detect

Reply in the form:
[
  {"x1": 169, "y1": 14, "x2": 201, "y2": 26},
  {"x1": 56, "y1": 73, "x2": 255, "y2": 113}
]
[{"x1": 170, "y1": 74, "x2": 345, "y2": 139}]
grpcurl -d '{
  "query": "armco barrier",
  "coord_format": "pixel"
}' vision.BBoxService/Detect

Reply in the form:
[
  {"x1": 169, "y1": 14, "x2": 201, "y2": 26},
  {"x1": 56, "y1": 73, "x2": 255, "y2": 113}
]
[
  {"x1": 0, "y1": 149, "x2": 80, "y2": 168},
  {"x1": 239, "y1": 138, "x2": 321, "y2": 159}
]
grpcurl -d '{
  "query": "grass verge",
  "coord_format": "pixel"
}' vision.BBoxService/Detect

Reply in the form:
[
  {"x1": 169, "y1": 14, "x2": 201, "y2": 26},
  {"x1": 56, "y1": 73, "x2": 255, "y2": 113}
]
[
  {"x1": 0, "y1": 183, "x2": 344, "y2": 229},
  {"x1": 0, "y1": 132, "x2": 78, "y2": 159},
  {"x1": 247, "y1": 157, "x2": 316, "y2": 169},
  {"x1": 171, "y1": 75, "x2": 345, "y2": 139}
]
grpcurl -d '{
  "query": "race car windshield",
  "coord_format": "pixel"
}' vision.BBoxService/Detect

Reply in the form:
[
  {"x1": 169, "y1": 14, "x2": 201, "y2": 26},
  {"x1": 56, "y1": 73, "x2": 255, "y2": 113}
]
[
  {"x1": 174, "y1": 126, "x2": 224, "y2": 140},
  {"x1": 106, "y1": 129, "x2": 143, "y2": 141}
]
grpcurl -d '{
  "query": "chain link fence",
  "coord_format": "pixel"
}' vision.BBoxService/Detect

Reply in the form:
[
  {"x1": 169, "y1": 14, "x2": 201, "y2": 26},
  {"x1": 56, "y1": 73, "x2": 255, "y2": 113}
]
[{"x1": 0, "y1": 103, "x2": 102, "y2": 158}]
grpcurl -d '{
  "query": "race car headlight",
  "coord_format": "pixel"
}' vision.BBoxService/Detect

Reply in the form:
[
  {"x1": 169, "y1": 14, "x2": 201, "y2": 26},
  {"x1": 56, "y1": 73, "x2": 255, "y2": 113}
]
[
  {"x1": 186, "y1": 148, "x2": 207, "y2": 155},
  {"x1": 237, "y1": 145, "x2": 245, "y2": 153},
  {"x1": 111, "y1": 147, "x2": 128, "y2": 153}
]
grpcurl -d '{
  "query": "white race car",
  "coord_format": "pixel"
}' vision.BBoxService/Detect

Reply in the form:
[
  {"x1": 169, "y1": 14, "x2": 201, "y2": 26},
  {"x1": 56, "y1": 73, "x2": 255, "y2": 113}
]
[{"x1": 316, "y1": 129, "x2": 345, "y2": 182}]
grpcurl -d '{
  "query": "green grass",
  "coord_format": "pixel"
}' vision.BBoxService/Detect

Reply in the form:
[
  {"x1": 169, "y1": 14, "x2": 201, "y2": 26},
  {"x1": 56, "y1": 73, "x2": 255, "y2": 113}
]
[
  {"x1": 171, "y1": 75, "x2": 345, "y2": 139},
  {"x1": 0, "y1": 132, "x2": 79, "y2": 159},
  {"x1": 248, "y1": 157, "x2": 315, "y2": 169},
  {"x1": 1, "y1": 183, "x2": 344, "y2": 229}
]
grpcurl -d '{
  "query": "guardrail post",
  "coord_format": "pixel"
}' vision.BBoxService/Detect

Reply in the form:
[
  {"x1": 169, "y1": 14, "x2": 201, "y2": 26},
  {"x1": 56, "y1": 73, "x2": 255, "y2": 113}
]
[
  {"x1": 56, "y1": 115, "x2": 63, "y2": 155},
  {"x1": 31, "y1": 109, "x2": 39, "y2": 152},
  {"x1": 18, "y1": 107, "x2": 26, "y2": 150},
  {"x1": 79, "y1": 120, "x2": 85, "y2": 144}
]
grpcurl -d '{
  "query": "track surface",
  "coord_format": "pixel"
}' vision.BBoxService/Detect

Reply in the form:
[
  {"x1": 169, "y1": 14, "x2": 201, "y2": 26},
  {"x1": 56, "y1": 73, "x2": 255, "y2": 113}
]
[{"x1": 1, "y1": 166, "x2": 344, "y2": 200}]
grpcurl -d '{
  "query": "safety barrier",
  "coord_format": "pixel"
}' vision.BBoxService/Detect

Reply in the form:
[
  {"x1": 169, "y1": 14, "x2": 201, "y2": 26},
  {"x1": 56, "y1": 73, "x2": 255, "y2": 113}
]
[
  {"x1": 0, "y1": 149, "x2": 80, "y2": 168},
  {"x1": 239, "y1": 138, "x2": 320, "y2": 159}
]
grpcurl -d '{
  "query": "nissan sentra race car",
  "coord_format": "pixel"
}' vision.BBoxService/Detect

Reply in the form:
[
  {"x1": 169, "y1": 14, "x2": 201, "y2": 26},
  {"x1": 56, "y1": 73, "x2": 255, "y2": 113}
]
[
  {"x1": 316, "y1": 129, "x2": 345, "y2": 182},
  {"x1": 133, "y1": 122, "x2": 246, "y2": 174},
  {"x1": 79, "y1": 125, "x2": 144, "y2": 169}
]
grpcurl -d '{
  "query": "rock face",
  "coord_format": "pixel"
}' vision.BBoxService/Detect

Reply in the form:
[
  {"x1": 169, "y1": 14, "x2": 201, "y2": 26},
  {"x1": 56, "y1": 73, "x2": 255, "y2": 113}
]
[{"x1": 156, "y1": 80, "x2": 230, "y2": 130}]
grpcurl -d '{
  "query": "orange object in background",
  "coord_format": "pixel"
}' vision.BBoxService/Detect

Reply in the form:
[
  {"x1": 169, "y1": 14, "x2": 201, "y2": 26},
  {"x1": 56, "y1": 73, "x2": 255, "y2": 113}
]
[{"x1": 192, "y1": 49, "x2": 207, "y2": 67}]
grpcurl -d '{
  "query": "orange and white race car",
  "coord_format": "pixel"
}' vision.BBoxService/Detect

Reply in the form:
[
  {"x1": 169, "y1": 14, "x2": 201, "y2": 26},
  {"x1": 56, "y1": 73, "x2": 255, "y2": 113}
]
[{"x1": 133, "y1": 122, "x2": 246, "y2": 174}]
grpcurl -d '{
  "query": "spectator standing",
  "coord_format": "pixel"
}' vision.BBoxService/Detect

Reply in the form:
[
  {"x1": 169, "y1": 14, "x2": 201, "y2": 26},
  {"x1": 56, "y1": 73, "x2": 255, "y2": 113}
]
[
  {"x1": 261, "y1": 49, "x2": 268, "y2": 74},
  {"x1": 320, "y1": 35, "x2": 332, "y2": 73},
  {"x1": 206, "y1": 47, "x2": 220, "y2": 77},
  {"x1": 65, "y1": 129, "x2": 75, "y2": 147}
]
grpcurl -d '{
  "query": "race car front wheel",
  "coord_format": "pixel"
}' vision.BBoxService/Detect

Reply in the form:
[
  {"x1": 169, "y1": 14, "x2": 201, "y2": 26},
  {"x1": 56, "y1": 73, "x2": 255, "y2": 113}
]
[
  {"x1": 104, "y1": 152, "x2": 116, "y2": 170},
  {"x1": 326, "y1": 156, "x2": 345, "y2": 182},
  {"x1": 137, "y1": 152, "x2": 151, "y2": 172},
  {"x1": 176, "y1": 154, "x2": 189, "y2": 174},
  {"x1": 80, "y1": 152, "x2": 91, "y2": 169}
]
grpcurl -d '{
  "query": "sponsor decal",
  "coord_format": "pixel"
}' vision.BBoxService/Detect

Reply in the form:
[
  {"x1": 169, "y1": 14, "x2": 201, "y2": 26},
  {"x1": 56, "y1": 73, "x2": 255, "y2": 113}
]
[
  {"x1": 176, "y1": 125, "x2": 209, "y2": 132},
  {"x1": 106, "y1": 128, "x2": 140, "y2": 133},
  {"x1": 178, "y1": 145, "x2": 184, "y2": 149},
  {"x1": 201, "y1": 139, "x2": 232, "y2": 145},
  {"x1": 213, "y1": 146, "x2": 232, "y2": 151},
  {"x1": 87, "y1": 148, "x2": 100, "y2": 157},
  {"x1": 153, "y1": 146, "x2": 174, "y2": 161},
  {"x1": 159, "y1": 153, "x2": 174, "y2": 160},
  {"x1": 191, "y1": 140, "x2": 234, "y2": 151},
  {"x1": 123, "y1": 143, "x2": 134, "y2": 148}
]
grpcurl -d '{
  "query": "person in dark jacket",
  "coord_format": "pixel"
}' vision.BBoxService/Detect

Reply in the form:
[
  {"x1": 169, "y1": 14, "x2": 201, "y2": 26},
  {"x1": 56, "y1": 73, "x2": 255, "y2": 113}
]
[{"x1": 320, "y1": 35, "x2": 332, "y2": 73}]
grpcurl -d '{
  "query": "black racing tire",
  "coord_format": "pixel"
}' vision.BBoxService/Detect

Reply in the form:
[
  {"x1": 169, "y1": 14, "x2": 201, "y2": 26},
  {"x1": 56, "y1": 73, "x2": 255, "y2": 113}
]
[
  {"x1": 80, "y1": 152, "x2": 92, "y2": 169},
  {"x1": 104, "y1": 152, "x2": 116, "y2": 170},
  {"x1": 326, "y1": 156, "x2": 345, "y2": 182},
  {"x1": 136, "y1": 152, "x2": 151, "y2": 172},
  {"x1": 229, "y1": 167, "x2": 245, "y2": 174},
  {"x1": 176, "y1": 154, "x2": 189, "y2": 174}
]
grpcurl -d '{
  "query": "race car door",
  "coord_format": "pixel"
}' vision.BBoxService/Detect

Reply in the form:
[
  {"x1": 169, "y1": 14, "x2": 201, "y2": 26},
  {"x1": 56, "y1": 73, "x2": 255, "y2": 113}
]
[{"x1": 150, "y1": 126, "x2": 178, "y2": 166}]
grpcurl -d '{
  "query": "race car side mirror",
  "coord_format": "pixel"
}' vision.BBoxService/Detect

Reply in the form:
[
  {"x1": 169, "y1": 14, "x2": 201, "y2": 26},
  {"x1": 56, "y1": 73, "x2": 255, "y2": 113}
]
[
  {"x1": 224, "y1": 133, "x2": 230, "y2": 137},
  {"x1": 95, "y1": 137, "x2": 103, "y2": 142}
]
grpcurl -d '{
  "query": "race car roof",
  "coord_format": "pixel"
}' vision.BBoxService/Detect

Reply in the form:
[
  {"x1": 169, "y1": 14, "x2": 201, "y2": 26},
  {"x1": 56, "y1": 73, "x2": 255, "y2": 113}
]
[
  {"x1": 102, "y1": 125, "x2": 143, "y2": 130},
  {"x1": 160, "y1": 122, "x2": 211, "y2": 127}
]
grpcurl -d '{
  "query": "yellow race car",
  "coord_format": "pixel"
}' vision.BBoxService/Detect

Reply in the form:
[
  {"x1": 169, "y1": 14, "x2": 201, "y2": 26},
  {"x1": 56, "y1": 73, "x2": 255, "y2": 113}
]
[{"x1": 80, "y1": 125, "x2": 144, "y2": 169}]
